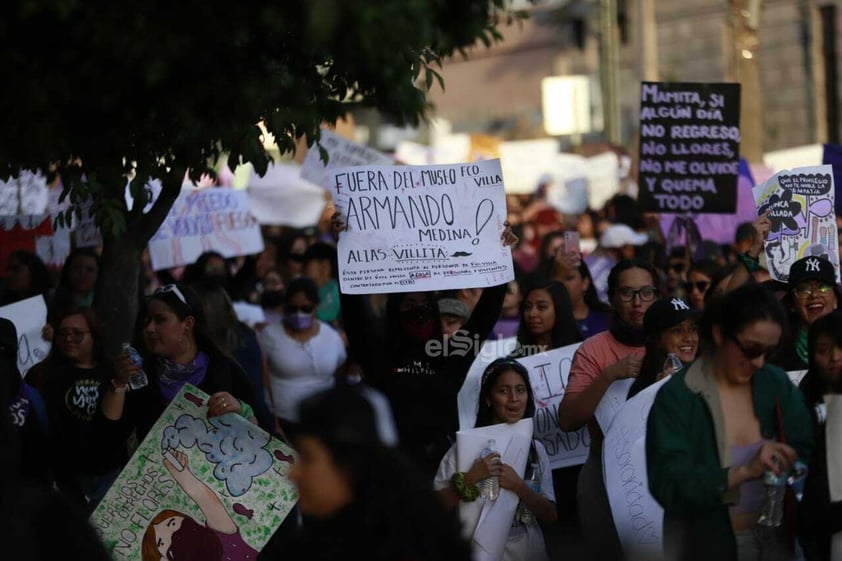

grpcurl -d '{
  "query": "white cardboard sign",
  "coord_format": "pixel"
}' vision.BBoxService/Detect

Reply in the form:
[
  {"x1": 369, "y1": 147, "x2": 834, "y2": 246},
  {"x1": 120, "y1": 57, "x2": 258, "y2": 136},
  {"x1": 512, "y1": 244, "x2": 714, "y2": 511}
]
[
  {"x1": 301, "y1": 129, "x2": 393, "y2": 189},
  {"x1": 0, "y1": 295, "x2": 51, "y2": 376}
]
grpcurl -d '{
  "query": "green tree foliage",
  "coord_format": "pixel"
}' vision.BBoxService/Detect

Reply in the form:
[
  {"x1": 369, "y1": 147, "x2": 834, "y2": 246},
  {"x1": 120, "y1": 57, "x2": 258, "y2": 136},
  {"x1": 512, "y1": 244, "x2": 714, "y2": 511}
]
[{"x1": 0, "y1": 0, "x2": 522, "y2": 353}]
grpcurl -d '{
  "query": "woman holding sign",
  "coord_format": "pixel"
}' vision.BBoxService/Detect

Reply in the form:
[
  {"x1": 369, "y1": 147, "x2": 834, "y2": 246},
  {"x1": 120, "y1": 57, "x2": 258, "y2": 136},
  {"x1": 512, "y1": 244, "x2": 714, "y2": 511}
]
[
  {"x1": 558, "y1": 258, "x2": 660, "y2": 560},
  {"x1": 102, "y1": 283, "x2": 257, "y2": 440},
  {"x1": 435, "y1": 358, "x2": 556, "y2": 561},
  {"x1": 647, "y1": 284, "x2": 813, "y2": 561},
  {"x1": 334, "y1": 213, "x2": 517, "y2": 476}
]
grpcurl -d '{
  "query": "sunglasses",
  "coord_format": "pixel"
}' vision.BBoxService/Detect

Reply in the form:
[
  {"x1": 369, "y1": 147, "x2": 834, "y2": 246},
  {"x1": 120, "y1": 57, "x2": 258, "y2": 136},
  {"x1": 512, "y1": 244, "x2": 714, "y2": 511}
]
[
  {"x1": 793, "y1": 283, "x2": 834, "y2": 299},
  {"x1": 286, "y1": 305, "x2": 314, "y2": 314},
  {"x1": 731, "y1": 336, "x2": 777, "y2": 360},
  {"x1": 684, "y1": 281, "x2": 711, "y2": 294},
  {"x1": 56, "y1": 329, "x2": 90, "y2": 343},
  {"x1": 154, "y1": 284, "x2": 188, "y2": 306}
]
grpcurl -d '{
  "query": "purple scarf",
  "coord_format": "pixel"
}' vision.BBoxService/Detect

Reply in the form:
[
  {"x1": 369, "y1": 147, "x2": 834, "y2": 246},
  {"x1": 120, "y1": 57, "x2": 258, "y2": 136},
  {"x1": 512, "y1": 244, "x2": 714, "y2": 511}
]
[{"x1": 157, "y1": 352, "x2": 209, "y2": 402}]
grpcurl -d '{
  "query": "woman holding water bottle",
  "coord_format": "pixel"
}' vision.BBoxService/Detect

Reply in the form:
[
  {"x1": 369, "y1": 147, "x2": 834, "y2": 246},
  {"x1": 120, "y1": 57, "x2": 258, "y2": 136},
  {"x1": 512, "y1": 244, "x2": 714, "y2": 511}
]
[
  {"x1": 434, "y1": 358, "x2": 556, "y2": 561},
  {"x1": 647, "y1": 284, "x2": 813, "y2": 561},
  {"x1": 627, "y1": 297, "x2": 699, "y2": 399},
  {"x1": 102, "y1": 284, "x2": 256, "y2": 440}
]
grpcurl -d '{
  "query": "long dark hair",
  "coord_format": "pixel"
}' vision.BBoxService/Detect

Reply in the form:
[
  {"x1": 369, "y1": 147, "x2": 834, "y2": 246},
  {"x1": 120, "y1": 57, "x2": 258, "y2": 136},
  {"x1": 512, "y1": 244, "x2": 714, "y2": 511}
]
[
  {"x1": 2, "y1": 251, "x2": 52, "y2": 303},
  {"x1": 475, "y1": 358, "x2": 535, "y2": 428},
  {"x1": 295, "y1": 387, "x2": 471, "y2": 561},
  {"x1": 143, "y1": 283, "x2": 231, "y2": 361},
  {"x1": 801, "y1": 311, "x2": 842, "y2": 405},
  {"x1": 515, "y1": 281, "x2": 582, "y2": 354},
  {"x1": 384, "y1": 291, "x2": 442, "y2": 359},
  {"x1": 698, "y1": 284, "x2": 786, "y2": 354},
  {"x1": 577, "y1": 260, "x2": 611, "y2": 313},
  {"x1": 58, "y1": 248, "x2": 100, "y2": 291}
]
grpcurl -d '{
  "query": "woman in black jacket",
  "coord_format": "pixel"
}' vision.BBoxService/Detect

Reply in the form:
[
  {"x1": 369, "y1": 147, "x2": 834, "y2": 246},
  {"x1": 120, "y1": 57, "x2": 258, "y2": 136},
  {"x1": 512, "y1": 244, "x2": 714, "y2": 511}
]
[
  {"x1": 798, "y1": 311, "x2": 842, "y2": 561},
  {"x1": 102, "y1": 283, "x2": 256, "y2": 441}
]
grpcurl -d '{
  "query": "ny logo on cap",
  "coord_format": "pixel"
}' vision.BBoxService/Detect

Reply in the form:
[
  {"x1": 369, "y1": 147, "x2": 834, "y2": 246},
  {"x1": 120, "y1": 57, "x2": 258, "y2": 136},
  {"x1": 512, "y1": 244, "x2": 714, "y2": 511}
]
[
  {"x1": 805, "y1": 258, "x2": 821, "y2": 273},
  {"x1": 671, "y1": 298, "x2": 690, "y2": 311}
]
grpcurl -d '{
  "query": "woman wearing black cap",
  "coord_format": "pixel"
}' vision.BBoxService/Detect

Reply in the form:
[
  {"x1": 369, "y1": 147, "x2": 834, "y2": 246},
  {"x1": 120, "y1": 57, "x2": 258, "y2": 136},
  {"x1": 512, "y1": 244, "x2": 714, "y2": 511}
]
[
  {"x1": 770, "y1": 256, "x2": 839, "y2": 371},
  {"x1": 627, "y1": 297, "x2": 699, "y2": 399},
  {"x1": 102, "y1": 283, "x2": 256, "y2": 440}
]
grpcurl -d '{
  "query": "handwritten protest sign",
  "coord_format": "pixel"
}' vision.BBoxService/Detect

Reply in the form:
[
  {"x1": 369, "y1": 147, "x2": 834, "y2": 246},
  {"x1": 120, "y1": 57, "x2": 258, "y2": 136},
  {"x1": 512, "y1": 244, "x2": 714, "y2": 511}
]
[
  {"x1": 752, "y1": 165, "x2": 839, "y2": 283},
  {"x1": 331, "y1": 160, "x2": 514, "y2": 294},
  {"x1": 457, "y1": 342, "x2": 590, "y2": 469},
  {"x1": 638, "y1": 82, "x2": 741, "y2": 214},
  {"x1": 0, "y1": 295, "x2": 50, "y2": 376},
  {"x1": 90, "y1": 384, "x2": 297, "y2": 561},
  {"x1": 603, "y1": 378, "x2": 666, "y2": 561},
  {"x1": 149, "y1": 189, "x2": 264, "y2": 271},
  {"x1": 301, "y1": 129, "x2": 393, "y2": 189},
  {"x1": 595, "y1": 378, "x2": 635, "y2": 433}
]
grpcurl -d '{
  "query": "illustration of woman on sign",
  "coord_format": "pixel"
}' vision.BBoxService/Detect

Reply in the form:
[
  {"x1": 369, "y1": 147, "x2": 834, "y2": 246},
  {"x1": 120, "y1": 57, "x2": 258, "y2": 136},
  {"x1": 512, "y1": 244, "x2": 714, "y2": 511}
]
[{"x1": 141, "y1": 449, "x2": 258, "y2": 561}]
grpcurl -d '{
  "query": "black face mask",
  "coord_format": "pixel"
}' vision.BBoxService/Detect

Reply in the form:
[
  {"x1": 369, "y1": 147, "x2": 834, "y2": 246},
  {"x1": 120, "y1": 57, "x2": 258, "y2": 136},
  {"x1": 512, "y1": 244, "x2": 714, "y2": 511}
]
[
  {"x1": 261, "y1": 290, "x2": 285, "y2": 309},
  {"x1": 399, "y1": 305, "x2": 436, "y2": 340},
  {"x1": 399, "y1": 305, "x2": 435, "y2": 323}
]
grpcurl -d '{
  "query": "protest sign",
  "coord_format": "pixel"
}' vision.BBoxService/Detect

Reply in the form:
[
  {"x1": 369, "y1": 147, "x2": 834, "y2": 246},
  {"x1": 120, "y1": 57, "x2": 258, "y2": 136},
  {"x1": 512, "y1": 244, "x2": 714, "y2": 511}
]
[
  {"x1": 0, "y1": 295, "x2": 50, "y2": 376},
  {"x1": 301, "y1": 129, "x2": 393, "y2": 189},
  {"x1": 149, "y1": 188, "x2": 264, "y2": 271},
  {"x1": 752, "y1": 165, "x2": 839, "y2": 283},
  {"x1": 638, "y1": 82, "x2": 741, "y2": 214},
  {"x1": 457, "y1": 341, "x2": 590, "y2": 469},
  {"x1": 0, "y1": 215, "x2": 62, "y2": 271},
  {"x1": 246, "y1": 162, "x2": 327, "y2": 228},
  {"x1": 232, "y1": 301, "x2": 266, "y2": 329},
  {"x1": 331, "y1": 160, "x2": 514, "y2": 294},
  {"x1": 455, "y1": 419, "x2": 533, "y2": 561},
  {"x1": 603, "y1": 378, "x2": 667, "y2": 561},
  {"x1": 499, "y1": 139, "x2": 560, "y2": 194},
  {"x1": 594, "y1": 378, "x2": 635, "y2": 433},
  {"x1": 90, "y1": 384, "x2": 297, "y2": 561}
]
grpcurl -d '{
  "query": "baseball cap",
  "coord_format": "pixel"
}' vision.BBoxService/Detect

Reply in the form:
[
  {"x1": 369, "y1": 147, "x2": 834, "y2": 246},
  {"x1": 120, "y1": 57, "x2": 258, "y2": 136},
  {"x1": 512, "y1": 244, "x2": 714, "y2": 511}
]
[
  {"x1": 788, "y1": 256, "x2": 836, "y2": 289},
  {"x1": 600, "y1": 224, "x2": 649, "y2": 249},
  {"x1": 438, "y1": 298, "x2": 470, "y2": 320},
  {"x1": 643, "y1": 298, "x2": 698, "y2": 336}
]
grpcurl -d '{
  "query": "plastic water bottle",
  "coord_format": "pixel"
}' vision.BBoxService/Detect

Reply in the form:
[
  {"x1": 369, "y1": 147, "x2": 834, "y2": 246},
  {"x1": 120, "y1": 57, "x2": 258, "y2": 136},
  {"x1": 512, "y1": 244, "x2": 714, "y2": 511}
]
[
  {"x1": 757, "y1": 469, "x2": 786, "y2": 527},
  {"x1": 518, "y1": 462, "x2": 541, "y2": 525},
  {"x1": 122, "y1": 343, "x2": 148, "y2": 390},
  {"x1": 663, "y1": 353, "x2": 683, "y2": 376},
  {"x1": 479, "y1": 439, "x2": 500, "y2": 501}
]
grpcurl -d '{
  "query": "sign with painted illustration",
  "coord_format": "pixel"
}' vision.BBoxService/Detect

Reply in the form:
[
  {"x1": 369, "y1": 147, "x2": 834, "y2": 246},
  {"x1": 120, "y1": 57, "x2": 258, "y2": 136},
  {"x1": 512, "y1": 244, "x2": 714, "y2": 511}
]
[
  {"x1": 752, "y1": 165, "x2": 839, "y2": 283},
  {"x1": 457, "y1": 342, "x2": 590, "y2": 469},
  {"x1": 637, "y1": 81, "x2": 741, "y2": 214},
  {"x1": 90, "y1": 385, "x2": 297, "y2": 561},
  {"x1": 331, "y1": 160, "x2": 514, "y2": 294},
  {"x1": 603, "y1": 378, "x2": 667, "y2": 561},
  {"x1": 301, "y1": 128, "x2": 393, "y2": 189},
  {"x1": 148, "y1": 188, "x2": 264, "y2": 271}
]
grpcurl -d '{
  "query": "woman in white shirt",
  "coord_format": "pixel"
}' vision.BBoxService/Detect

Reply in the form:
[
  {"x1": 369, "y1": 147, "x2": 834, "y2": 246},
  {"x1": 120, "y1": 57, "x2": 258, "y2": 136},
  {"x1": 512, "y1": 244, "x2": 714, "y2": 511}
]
[{"x1": 259, "y1": 277, "x2": 346, "y2": 438}]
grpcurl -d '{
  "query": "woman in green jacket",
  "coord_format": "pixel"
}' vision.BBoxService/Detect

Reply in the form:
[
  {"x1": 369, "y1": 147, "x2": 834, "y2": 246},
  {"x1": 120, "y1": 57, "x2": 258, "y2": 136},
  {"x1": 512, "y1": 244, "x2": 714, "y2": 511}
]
[{"x1": 647, "y1": 284, "x2": 813, "y2": 561}]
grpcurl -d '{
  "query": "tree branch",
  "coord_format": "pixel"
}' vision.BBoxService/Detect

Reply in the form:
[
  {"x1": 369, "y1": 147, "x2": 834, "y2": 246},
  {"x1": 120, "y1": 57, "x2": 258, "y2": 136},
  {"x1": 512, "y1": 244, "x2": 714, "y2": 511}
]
[{"x1": 135, "y1": 167, "x2": 184, "y2": 245}]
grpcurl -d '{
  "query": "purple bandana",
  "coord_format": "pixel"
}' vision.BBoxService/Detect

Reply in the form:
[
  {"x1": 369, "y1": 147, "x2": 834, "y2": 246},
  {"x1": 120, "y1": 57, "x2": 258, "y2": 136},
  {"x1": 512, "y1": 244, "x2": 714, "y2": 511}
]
[{"x1": 157, "y1": 351, "x2": 209, "y2": 402}]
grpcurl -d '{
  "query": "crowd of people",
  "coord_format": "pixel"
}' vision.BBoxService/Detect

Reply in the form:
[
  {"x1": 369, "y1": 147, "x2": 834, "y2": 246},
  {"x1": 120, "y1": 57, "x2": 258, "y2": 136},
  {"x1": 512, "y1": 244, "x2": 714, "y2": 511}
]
[{"x1": 1, "y1": 182, "x2": 841, "y2": 561}]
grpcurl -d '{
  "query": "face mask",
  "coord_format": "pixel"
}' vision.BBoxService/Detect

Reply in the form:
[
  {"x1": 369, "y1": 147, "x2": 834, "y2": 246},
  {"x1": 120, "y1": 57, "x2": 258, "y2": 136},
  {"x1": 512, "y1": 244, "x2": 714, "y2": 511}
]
[
  {"x1": 286, "y1": 312, "x2": 314, "y2": 331},
  {"x1": 400, "y1": 306, "x2": 435, "y2": 340}
]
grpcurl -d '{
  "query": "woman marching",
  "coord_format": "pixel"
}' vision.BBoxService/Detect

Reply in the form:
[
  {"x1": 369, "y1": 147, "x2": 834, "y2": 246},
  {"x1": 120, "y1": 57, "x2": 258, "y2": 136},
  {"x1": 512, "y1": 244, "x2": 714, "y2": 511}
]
[{"x1": 435, "y1": 358, "x2": 557, "y2": 561}]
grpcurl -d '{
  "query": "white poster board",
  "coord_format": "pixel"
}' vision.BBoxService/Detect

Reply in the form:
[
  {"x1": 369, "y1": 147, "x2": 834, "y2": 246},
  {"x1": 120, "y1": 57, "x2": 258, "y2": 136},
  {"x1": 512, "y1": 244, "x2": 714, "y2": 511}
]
[
  {"x1": 301, "y1": 129, "x2": 393, "y2": 189},
  {"x1": 594, "y1": 378, "x2": 635, "y2": 433},
  {"x1": 752, "y1": 165, "x2": 839, "y2": 283},
  {"x1": 603, "y1": 378, "x2": 667, "y2": 561},
  {"x1": 330, "y1": 160, "x2": 514, "y2": 294},
  {"x1": 148, "y1": 189, "x2": 264, "y2": 271},
  {"x1": 246, "y1": 162, "x2": 327, "y2": 228},
  {"x1": 457, "y1": 342, "x2": 590, "y2": 469},
  {"x1": 0, "y1": 295, "x2": 50, "y2": 376},
  {"x1": 456, "y1": 419, "x2": 533, "y2": 561}
]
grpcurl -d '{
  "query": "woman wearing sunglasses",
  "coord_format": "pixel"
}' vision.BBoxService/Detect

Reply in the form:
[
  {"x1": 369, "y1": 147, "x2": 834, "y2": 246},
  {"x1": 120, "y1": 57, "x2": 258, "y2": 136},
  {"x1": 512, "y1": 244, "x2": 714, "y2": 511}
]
[
  {"x1": 770, "y1": 256, "x2": 840, "y2": 372},
  {"x1": 647, "y1": 284, "x2": 813, "y2": 561},
  {"x1": 26, "y1": 307, "x2": 125, "y2": 512},
  {"x1": 102, "y1": 283, "x2": 257, "y2": 441},
  {"x1": 259, "y1": 276, "x2": 347, "y2": 440},
  {"x1": 685, "y1": 259, "x2": 721, "y2": 311}
]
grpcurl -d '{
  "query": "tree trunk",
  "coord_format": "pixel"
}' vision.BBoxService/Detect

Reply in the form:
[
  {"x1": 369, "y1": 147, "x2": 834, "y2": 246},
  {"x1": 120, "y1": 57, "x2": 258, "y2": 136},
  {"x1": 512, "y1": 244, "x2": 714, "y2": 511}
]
[{"x1": 95, "y1": 236, "x2": 144, "y2": 361}]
